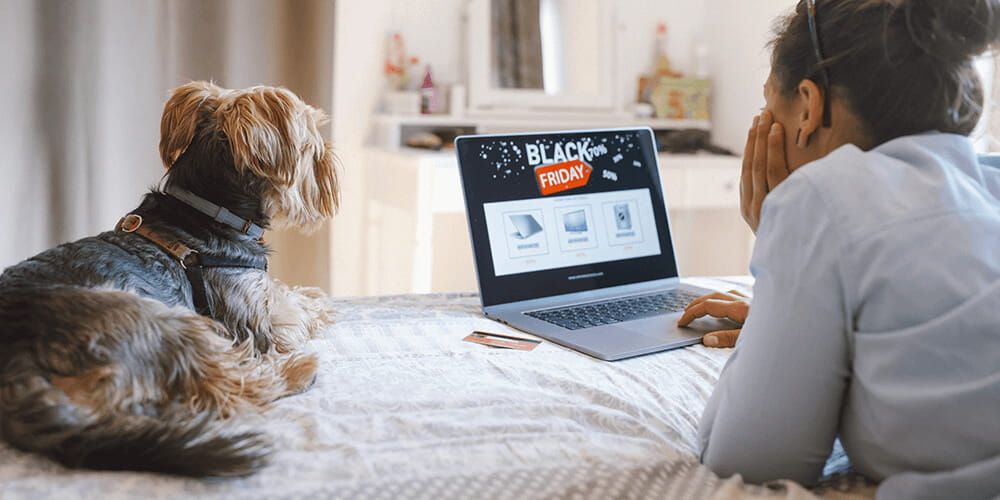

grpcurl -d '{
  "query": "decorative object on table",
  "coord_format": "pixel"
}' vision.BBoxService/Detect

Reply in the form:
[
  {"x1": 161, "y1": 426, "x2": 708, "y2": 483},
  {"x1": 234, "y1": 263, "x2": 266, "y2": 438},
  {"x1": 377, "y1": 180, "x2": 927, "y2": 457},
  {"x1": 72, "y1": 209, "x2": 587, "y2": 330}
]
[
  {"x1": 404, "y1": 131, "x2": 445, "y2": 151},
  {"x1": 420, "y1": 65, "x2": 441, "y2": 114},
  {"x1": 630, "y1": 102, "x2": 655, "y2": 119},
  {"x1": 650, "y1": 77, "x2": 711, "y2": 121},
  {"x1": 653, "y1": 22, "x2": 683, "y2": 79},
  {"x1": 637, "y1": 75, "x2": 651, "y2": 103},
  {"x1": 381, "y1": 33, "x2": 428, "y2": 116},
  {"x1": 384, "y1": 32, "x2": 420, "y2": 90}
]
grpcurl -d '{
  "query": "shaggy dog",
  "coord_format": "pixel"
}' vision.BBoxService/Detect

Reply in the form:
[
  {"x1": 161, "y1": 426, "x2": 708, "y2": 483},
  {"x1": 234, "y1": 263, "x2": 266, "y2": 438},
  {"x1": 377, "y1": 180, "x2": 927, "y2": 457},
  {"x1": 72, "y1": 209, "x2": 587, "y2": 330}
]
[{"x1": 0, "y1": 81, "x2": 339, "y2": 476}]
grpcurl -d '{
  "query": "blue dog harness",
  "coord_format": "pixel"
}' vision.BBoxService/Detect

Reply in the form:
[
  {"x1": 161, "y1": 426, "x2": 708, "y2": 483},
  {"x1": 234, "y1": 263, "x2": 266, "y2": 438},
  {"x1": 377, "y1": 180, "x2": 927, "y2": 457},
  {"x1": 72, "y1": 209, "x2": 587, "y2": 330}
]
[{"x1": 116, "y1": 188, "x2": 268, "y2": 318}]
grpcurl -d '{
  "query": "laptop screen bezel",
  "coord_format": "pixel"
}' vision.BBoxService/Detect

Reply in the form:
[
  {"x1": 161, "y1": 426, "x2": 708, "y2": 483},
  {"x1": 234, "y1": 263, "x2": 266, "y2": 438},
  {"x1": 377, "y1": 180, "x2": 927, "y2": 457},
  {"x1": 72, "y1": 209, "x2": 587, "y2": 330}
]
[{"x1": 456, "y1": 127, "x2": 681, "y2": 307}]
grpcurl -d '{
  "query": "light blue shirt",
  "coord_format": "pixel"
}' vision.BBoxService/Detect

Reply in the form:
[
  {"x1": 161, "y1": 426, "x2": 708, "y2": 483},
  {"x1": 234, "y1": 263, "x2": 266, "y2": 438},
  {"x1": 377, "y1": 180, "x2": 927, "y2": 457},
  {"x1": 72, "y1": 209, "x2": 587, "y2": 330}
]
[{"x1": 698, "y1": 133, "x2": 1000, "y2": 500}]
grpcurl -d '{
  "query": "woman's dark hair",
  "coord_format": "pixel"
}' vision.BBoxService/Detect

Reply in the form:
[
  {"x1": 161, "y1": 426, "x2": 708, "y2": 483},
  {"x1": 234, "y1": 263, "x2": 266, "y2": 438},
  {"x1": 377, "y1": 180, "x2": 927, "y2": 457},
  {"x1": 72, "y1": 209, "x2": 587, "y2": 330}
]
[{"x1": 771, "y1": 0, "x2": 1000, "y2": 146}]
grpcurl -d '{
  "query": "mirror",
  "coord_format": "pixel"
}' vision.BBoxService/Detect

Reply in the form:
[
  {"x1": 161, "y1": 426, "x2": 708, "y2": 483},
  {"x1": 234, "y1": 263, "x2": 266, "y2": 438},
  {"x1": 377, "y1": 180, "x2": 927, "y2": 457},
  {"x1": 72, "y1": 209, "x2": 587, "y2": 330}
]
[
  {"x1": 468, "y1": 0, "x2": 616, "y2": 111},
  {"x1": 491, "y1": 0, "x2": 603, "y2": 97}
]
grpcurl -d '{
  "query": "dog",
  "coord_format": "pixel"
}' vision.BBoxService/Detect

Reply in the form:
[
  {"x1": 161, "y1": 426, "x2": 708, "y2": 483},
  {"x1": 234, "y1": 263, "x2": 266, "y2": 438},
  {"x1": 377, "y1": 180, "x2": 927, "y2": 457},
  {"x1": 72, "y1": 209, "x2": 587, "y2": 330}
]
[{"x1": 0, "y1": 81, "x2": 339, "y2": 477}]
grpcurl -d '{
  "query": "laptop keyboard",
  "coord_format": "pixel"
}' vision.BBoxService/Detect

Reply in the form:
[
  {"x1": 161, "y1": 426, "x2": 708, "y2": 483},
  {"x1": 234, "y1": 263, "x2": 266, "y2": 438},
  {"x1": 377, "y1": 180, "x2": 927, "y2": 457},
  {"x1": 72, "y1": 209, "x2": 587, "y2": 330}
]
[{"x1": 525, "y1": 289, "x2": 702, "y2": 331}]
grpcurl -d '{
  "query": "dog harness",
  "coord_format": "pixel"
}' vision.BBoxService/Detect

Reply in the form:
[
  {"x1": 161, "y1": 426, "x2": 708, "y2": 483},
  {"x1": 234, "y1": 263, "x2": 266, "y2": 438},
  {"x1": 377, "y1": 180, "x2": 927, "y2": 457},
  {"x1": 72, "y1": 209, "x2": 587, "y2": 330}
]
[{"x1": 115, "y1": 189, "x2": 268, "y2": 318}]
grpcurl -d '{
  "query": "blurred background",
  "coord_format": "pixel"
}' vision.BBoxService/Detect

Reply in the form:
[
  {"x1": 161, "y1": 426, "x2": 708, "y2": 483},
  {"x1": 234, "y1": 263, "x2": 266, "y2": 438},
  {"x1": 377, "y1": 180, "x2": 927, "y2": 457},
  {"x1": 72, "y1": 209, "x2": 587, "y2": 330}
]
[{"x1": 1, "y1": 0, "x2": 996, "y2": 297}]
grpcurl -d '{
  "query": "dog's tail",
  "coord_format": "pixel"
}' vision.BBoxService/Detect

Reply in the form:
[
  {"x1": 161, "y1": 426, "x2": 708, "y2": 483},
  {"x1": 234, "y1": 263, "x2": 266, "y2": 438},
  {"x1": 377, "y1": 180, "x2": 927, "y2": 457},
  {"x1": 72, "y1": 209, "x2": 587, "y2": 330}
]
[
  {"x1": 0, "y1": 356, "x2": 272, "y2": 477},
  {"x1": 52, "y1": 413, "x2": 272, "y2": 477},
  {"x1": 0, "y1": 286, "x2": 273, "y2": 477}
]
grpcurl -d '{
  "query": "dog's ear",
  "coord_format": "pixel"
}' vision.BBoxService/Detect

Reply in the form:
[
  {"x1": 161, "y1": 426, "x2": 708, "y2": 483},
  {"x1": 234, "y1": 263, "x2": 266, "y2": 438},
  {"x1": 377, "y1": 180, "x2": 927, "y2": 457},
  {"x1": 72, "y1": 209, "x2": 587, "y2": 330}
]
[
  {"x1": 159, "y1": 81, "x2": 223, "y2": 169},
  {"x1": 219, "y1": 86, "x2": 339, "y2": 229},
  {"x1": 217, "y1": 87, "x2": 299, "y2": 185},
  {"x1": 313, "y1": 136, "x2": 341, "y2": 218}
]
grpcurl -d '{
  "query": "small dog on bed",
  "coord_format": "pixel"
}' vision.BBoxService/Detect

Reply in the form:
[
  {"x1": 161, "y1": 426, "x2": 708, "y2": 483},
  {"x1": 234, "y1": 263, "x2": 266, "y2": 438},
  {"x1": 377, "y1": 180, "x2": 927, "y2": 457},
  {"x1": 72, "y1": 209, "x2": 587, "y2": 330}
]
[{"x1": 0, "y1": 81, "x2": 338, "y2": 476}]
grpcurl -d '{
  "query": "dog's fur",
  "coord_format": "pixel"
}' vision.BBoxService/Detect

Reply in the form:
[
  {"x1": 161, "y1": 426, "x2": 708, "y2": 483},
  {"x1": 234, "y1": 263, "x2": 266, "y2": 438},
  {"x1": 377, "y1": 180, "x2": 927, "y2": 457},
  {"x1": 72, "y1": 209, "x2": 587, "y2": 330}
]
[{"x1": 0, "y1": 81, "x2": 339, "y2": 476}]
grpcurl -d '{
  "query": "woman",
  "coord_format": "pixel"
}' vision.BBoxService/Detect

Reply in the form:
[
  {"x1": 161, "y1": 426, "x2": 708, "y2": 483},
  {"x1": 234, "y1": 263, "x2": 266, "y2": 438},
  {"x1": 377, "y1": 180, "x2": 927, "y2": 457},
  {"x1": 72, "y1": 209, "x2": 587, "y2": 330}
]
[{"x1": 678, "y1": 0, "x2": 1000, "y2": 498}]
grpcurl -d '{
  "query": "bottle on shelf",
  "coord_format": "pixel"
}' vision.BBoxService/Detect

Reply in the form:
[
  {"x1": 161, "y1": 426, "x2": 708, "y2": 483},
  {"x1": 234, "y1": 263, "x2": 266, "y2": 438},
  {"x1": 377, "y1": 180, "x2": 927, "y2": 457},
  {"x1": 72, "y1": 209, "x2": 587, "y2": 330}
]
[
  {"x1": 420, "y1": 65, "x2": 438, "y2": 114},
  {"x1": 653, "y1": 22, "x2": 683, "y2": 79}
]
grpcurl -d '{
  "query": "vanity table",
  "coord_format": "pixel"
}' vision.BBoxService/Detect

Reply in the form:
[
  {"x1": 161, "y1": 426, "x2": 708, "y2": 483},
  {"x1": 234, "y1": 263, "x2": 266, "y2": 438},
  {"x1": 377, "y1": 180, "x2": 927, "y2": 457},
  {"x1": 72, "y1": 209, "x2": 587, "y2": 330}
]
[{"x1": 361, "y1": 0, "x2": 753, "y2": 295}]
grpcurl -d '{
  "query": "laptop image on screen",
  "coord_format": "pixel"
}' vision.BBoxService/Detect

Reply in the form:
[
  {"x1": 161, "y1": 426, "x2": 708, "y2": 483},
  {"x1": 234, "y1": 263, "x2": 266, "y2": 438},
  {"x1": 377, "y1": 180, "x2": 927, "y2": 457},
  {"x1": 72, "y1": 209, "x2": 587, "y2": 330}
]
[
  {"x1": 456, "y1": 127, "x2": 736, "y2": 361},
  {"x1": 508, "y1": 214, "x2": 544, "y2": 239}
]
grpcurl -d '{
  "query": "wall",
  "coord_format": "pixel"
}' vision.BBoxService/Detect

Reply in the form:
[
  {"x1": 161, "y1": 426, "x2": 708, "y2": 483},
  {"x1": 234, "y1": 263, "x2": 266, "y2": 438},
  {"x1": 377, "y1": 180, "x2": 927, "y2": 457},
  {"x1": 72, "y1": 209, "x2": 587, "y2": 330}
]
[
  {"x1": 708, "y1": 1, "x2": 796, "y2": 153},
  {"x1": 330, "y1": 0, "x2": 393, "y2": 296}
]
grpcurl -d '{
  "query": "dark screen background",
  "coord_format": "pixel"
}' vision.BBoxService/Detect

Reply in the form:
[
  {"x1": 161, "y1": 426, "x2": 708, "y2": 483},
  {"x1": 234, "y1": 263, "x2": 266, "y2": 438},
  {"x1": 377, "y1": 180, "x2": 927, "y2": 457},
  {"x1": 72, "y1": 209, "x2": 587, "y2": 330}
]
[{"x1": 456, "y1": 128, "x2": 680, "y2": 306}]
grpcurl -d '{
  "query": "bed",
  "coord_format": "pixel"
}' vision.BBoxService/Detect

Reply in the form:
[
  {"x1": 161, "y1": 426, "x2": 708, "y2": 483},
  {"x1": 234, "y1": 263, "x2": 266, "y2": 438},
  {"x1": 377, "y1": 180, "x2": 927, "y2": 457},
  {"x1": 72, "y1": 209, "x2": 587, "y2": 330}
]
[{"x1": 0, "y1": 279, "x2": 876, "y2": 499}]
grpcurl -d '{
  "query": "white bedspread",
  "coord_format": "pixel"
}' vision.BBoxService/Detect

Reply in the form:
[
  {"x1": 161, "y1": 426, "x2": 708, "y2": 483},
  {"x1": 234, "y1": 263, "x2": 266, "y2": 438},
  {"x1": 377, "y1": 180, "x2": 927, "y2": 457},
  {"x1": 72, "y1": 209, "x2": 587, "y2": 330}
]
[{"x1": 0, "y1": 280, "x2": 875, "y2": 499}]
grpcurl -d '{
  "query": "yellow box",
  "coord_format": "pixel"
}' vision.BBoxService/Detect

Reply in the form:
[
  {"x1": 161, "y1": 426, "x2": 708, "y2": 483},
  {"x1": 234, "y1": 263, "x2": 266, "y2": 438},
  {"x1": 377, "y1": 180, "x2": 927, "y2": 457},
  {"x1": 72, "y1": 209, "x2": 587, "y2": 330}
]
[{"x1": 650, "y1": 77, "x2": 711, "y2": 121}]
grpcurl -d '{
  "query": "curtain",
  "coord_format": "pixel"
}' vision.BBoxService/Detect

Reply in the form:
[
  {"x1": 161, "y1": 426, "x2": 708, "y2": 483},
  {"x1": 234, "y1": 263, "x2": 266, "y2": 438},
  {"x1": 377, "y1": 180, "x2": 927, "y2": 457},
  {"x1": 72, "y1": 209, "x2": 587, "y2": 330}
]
[
  {"x1": 491, "y1": 0, "x2": 543, "y2": 89},
  {"x1": 0, "y1": 0, "x2": 334, "y2": 288}
]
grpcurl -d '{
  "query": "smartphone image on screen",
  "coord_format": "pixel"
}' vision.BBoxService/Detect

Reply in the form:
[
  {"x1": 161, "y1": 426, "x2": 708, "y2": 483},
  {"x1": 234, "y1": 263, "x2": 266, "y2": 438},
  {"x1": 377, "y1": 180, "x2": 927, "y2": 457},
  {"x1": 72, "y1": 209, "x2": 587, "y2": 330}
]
[{"x1": 614, "y1": 204, "x2": 632, "y2": 231}]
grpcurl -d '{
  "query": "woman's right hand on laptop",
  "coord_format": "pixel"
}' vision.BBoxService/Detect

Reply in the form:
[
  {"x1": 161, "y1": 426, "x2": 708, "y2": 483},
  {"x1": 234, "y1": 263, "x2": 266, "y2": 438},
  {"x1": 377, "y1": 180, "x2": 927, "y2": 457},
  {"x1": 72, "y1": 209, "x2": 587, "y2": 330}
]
[{"x1": 676, "y1": 290, "x2": 749, "y2": 348}]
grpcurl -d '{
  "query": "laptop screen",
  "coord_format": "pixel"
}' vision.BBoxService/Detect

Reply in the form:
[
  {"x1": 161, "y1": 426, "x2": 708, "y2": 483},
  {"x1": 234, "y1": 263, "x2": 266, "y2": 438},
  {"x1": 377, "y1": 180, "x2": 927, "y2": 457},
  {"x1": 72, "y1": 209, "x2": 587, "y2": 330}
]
[{"x1": 456, "y1": 128, "x2": 679, "y2": 306}]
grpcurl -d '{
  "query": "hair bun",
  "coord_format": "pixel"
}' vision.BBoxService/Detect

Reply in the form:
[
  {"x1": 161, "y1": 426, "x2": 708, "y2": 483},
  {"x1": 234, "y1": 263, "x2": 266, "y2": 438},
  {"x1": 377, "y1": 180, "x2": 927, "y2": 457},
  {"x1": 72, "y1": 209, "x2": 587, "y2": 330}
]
[{"x1": 903, "y1": 0, "x2": 1000, "y2": 64}]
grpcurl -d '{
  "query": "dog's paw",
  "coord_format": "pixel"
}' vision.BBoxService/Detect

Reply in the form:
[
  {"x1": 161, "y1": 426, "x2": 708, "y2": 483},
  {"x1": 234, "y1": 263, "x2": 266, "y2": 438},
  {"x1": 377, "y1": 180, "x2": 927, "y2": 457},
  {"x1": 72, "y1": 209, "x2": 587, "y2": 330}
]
[
  {"x1": 282, "y1": 353, "x2": 319, "y2": 395},
  {"x1": 292, "y1": 286, "x2": 336, "y2": 326}
]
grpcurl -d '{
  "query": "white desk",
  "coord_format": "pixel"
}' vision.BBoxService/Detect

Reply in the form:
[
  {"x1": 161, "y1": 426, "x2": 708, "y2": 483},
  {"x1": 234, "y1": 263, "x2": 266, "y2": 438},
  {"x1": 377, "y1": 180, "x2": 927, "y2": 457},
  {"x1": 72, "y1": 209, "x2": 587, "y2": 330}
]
[{"x1": 364, "y1": 147, "x2": 754, "y2": 295}]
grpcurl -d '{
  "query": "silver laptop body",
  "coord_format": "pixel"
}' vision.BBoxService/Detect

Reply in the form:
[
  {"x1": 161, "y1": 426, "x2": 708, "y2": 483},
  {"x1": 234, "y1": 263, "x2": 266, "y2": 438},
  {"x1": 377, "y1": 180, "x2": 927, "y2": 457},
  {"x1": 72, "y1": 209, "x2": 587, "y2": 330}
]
[{"x1": 455, "y1": 128, "x2": 736, "y2": 361}]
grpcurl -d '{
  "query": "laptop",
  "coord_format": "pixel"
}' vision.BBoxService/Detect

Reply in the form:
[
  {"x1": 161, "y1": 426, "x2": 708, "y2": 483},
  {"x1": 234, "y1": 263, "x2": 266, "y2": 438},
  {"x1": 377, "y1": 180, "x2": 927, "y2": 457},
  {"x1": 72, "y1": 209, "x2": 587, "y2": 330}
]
[{"x1": 455, "y1": 127, "x2": 737, "y2": 361}]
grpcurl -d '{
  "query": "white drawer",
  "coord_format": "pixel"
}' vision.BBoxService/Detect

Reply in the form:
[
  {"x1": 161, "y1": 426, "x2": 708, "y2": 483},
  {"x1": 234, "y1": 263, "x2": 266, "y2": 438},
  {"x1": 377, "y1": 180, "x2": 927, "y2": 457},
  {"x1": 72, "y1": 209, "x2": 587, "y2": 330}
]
[
  {"x1": 658, "y1": 167, "x2": 687, "y2": 209},
  {"x1": 683, "y1": 164, "x2": 741, "y2": 209},
  {"x1": 658, "y1": 154, "x2": 742, "y2": 210}
]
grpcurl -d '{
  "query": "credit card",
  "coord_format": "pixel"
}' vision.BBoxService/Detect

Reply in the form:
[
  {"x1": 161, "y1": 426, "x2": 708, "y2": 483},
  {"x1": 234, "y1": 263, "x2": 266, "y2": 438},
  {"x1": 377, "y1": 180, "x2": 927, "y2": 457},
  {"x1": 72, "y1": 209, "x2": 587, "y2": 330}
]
[{"x1": 463, "y1": 331, "x2": 541, "y2": 351}]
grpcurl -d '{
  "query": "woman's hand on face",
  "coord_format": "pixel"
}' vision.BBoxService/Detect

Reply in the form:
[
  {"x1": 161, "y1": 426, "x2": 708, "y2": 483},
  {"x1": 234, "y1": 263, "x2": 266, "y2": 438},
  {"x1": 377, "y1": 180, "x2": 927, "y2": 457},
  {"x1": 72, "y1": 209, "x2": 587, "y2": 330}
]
[
  {"x1": 741, "y1": 111, "x2": 791, "y2": 233},
  {"x1": 677, "y1": 290, "x2": 750, "y2": 348}
]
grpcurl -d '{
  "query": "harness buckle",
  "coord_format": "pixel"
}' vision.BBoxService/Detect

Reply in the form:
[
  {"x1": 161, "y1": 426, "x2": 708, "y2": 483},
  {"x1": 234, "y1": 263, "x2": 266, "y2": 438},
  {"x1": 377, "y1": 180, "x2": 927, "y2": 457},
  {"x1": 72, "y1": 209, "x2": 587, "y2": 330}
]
[
  {"x1": 119, "y1": 214, "x2": 143, "y2": 233},
  {"x1": 179, "y1": 249, "x2": 199, "y2": 270}
]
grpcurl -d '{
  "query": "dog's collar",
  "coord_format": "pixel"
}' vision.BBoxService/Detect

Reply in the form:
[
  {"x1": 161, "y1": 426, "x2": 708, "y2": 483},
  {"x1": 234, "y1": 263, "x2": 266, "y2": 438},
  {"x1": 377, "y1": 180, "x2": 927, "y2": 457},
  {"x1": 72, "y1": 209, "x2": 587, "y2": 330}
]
[{"x1": 164, "y1": 184, "x2": 265, "y2": 240}]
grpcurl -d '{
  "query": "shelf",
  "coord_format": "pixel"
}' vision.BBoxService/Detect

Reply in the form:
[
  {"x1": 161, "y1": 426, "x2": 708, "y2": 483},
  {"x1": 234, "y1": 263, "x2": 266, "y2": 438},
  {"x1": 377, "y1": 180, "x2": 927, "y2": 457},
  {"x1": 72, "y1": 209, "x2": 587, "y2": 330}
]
[{"x1": 373, "y1": 113, "x2": 711, "y2": 133}]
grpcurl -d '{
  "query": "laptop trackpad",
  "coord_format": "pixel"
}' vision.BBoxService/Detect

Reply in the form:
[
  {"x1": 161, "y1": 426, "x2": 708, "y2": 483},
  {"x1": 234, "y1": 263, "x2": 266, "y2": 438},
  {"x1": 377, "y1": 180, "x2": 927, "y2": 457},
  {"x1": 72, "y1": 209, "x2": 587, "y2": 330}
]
[{"x1": 618, "y1": 314, "x2": 740, "y2": 341}]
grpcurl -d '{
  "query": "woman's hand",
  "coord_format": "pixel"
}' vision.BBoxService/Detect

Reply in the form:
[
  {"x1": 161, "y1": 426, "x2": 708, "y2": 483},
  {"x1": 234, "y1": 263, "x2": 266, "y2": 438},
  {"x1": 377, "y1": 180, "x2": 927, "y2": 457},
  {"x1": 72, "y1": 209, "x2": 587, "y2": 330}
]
[
  {"x1": 741, "y1": 111, "x2": 791, "y2": 233},
  {"x1": 677, "y1": 290, "x2": 750, "y2": 348}
]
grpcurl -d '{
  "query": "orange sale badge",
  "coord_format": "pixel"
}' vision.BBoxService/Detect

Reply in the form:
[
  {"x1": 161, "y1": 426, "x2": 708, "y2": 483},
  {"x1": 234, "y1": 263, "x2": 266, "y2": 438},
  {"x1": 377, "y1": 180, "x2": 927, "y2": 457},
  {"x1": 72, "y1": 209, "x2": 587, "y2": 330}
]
[{"x1": 534, "y1": 159, "x2": 593, "y2": 196}]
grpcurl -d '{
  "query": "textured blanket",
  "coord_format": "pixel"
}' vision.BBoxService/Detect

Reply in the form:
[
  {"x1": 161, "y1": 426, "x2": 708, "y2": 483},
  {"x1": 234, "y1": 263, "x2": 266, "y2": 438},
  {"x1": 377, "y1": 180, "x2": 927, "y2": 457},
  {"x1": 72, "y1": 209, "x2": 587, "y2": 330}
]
[{"x1": 0, "y1": 285, "x2": 876, "y2": 499}]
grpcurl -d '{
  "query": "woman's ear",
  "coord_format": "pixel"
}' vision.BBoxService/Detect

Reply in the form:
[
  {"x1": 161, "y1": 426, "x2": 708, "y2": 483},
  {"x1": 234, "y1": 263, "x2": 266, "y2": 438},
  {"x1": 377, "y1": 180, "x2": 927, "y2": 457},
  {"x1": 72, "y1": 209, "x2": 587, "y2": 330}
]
[
  {"x1": 159, "y1": 81, "x2": 223, "y2": 169},
  {"x1": 795, "y1": 79, "x2": 825, "y2": 148}
]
